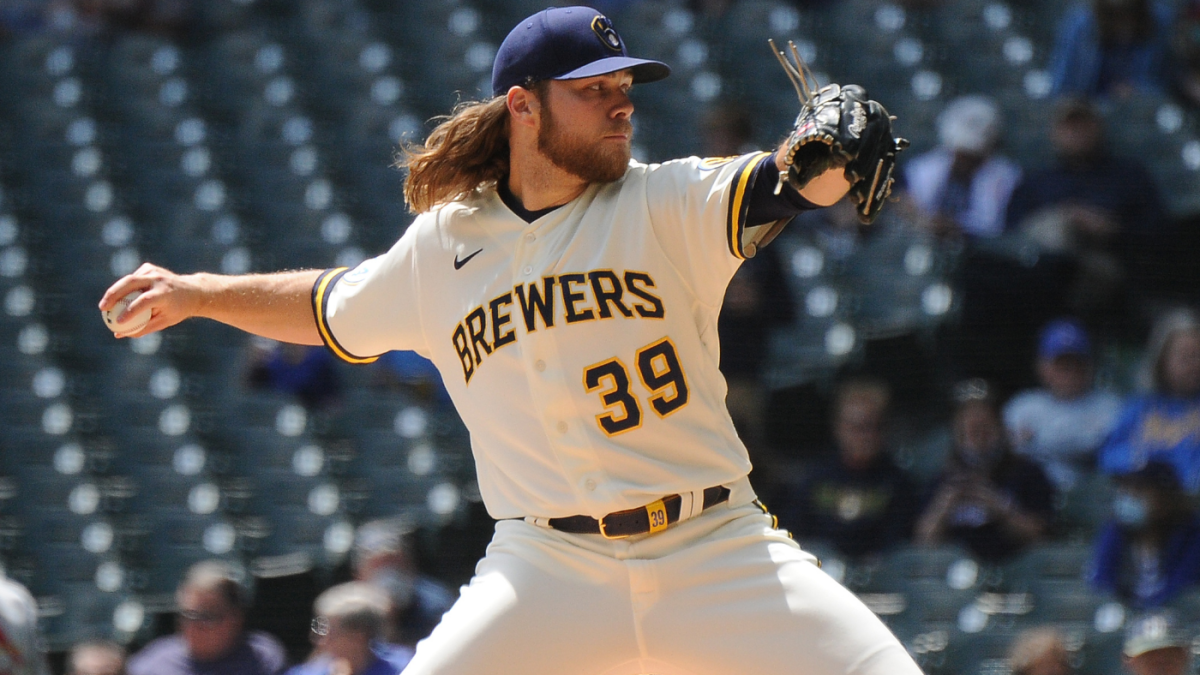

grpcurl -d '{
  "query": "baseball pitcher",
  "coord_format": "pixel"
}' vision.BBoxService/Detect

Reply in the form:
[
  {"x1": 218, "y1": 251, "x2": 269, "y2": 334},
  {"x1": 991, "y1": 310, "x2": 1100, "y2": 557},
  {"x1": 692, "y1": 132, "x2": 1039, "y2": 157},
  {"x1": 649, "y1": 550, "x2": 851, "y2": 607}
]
[{"x1": 101, "y1": 6, "x2": 918, "y2": 674}]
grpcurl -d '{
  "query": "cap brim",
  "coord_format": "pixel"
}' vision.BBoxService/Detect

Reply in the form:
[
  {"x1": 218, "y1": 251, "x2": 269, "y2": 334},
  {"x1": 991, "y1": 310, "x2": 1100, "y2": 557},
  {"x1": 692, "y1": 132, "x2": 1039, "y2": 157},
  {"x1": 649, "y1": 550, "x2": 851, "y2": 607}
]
[
  {"x1": 1125, "y1": 640, "x2": 1188, "y2": 658},
  {"x1": 554, "y1": 56, "x2": 670, "y2": 84}
]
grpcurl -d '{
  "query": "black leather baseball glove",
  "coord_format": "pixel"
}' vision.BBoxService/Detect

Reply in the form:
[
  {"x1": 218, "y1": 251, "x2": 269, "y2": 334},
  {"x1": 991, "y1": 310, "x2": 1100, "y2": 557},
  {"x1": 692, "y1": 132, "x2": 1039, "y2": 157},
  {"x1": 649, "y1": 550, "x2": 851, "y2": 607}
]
[{"x1": 771, "y1": 41, "x2": 909, "y2": 224}]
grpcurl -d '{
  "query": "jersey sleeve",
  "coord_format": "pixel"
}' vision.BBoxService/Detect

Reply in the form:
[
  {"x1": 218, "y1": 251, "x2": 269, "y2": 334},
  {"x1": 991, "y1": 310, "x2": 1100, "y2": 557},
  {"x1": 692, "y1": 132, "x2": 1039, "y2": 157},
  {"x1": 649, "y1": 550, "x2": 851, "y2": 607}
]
[
  {"x1": 312, "y1": 223, "x2": 428, "y2": 363},
  {"x1": 641, "y1": 152, "x2": 774, "y2": 301}
]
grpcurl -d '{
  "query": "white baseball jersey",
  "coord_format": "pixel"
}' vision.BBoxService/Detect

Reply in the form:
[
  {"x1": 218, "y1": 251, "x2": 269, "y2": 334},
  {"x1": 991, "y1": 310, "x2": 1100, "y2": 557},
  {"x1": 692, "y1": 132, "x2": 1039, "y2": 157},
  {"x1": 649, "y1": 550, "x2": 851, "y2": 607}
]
[{"x1": 313, "y1": 152, "x2": 773, "y2": 520}]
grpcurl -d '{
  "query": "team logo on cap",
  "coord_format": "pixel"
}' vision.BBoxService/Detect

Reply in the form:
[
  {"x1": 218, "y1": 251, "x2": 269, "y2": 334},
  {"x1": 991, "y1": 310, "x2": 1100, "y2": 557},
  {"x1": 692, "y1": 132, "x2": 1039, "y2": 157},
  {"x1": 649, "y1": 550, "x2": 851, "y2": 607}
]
[{"x1": 592, "y1": 15, "x2": 623, "y2": 52}]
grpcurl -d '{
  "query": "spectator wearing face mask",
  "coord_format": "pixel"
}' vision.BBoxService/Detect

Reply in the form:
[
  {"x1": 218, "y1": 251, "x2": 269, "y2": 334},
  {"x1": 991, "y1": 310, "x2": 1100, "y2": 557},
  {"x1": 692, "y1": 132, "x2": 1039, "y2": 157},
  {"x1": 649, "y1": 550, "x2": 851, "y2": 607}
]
[
  {"x1": 351, "y1": 519, "x2": 455, "y2": 651},
  {"x1": 1088, "y1": 461, "x2": 1200, "y2": 608},
  {"x1": 916, "y1": 380, "x2": 1056, "y2": 561},
  {"x1": 1100, "y1": 309, "x2": 1200, "y2": 492}
]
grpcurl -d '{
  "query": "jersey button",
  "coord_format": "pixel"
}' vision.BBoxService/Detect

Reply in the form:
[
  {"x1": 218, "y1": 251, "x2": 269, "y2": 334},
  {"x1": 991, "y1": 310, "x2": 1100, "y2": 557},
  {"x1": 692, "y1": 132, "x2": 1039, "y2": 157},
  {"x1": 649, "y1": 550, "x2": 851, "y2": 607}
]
[
  {"x1": 523, "y1": 266, "x2": 533, "y2": 275},
  {"x1": 534, "y1": 360, "x2": 546, "y2": 372},
  {"x1": 525, "y1": 232, "x2": 536, "y2": 242},
  {"x1": 584, "y1": 479, "x2": 597, "y2": 492},
  {"x1": 556, "y1": 421, "x2": 568, "y2": 434}
]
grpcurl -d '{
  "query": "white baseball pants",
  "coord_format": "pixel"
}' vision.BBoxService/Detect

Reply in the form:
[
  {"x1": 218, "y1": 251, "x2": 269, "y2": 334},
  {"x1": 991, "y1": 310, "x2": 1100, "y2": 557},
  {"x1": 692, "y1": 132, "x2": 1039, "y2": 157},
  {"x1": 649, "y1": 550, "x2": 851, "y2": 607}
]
[{"x1": 403, "y1": 501, "x2": 923, "y2": 675}]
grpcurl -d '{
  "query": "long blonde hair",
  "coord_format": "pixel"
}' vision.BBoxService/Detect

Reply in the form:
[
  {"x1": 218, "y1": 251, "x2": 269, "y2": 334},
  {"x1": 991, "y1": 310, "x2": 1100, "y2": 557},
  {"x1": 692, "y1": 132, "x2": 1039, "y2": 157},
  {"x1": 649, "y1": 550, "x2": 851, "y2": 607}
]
[{"x1": 400, "y1": 96, "x2": 512, "y2": 213}]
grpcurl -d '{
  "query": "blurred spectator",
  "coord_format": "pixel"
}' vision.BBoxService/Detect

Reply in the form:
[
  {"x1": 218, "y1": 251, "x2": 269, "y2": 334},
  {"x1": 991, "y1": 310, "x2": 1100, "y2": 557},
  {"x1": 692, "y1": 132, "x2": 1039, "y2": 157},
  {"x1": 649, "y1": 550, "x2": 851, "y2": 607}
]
[
  {"x1": 792, "y1": 196, "x2": 873, "y2": 261},
  {"x1": 1099, "y1": 309, "x2": 1200, "y2": 491},
  {"x1": 127, "y1": 560, "x2": 286, "y2": 675},
  {"x1": 286, "y1": 583, "x2": 406, "y2": 675},
  {"x1": 1008, "y1": 626, "x2": 1074, "y2": 675},
  {"x1": 0, "y1": 573, "x2": 50, "y2": 675},
  {"x1": 702, "y1": 99, "x2": 795, "y2": 457},
  {"x1": 1170, "y1": 2, "x2": 1200, "y2": 110},
  {"x1": 687, "y1": 0, "x2": 733, "y2": 19},
  {"x1": 700, "y1": 103, "x2": 757, "y2": 158},
  {"x1": 1004, "y1": 318, "x2": 1122, "y2": 490},
  {"x1": 1006, "y1": 98, "x2": 1167, "y2": 323},
  {"x1": 773, "y1": 378, "x2": 919, "y2": 558},
  {"x1": 1088, "y1": 461, "x2": 1200, "y2": 608},
  {"x1": 374, "y1": 351, "x2": 450, "y2": 405},
  {"x1": 718, "y1": 249, "x2": 794, "y2": 456},
  {"x1": 0, "y1": 0, "x2": 48, "y2": 35},
  {"x1": 1122, "y1": 611, "x2": 1193, "y2": 675},
  {"x1": 67, "y1": 641, "x2": 125, "y2": 675},
  {"x1": 915, "y1": 379, "x2": 1055, "y2": 561},
  {"x1": 247, "y1": 338, "x2": 342, "y2": 410},
  {"x1": 902, "y1": 95, "x2": 1022, "y2": 239},
  {"x1": 352, "y1": 519, "x2": 455, "y2": 650},
  {"x1": 1049, "y1": 0, "x2": 1173, "y2": 98},
  {"x1": 63, "y1": 0, "x2": 195, "y2": 37},
  {"x1": 1, "y1": 0, "x2": 196, "y2": 37}
]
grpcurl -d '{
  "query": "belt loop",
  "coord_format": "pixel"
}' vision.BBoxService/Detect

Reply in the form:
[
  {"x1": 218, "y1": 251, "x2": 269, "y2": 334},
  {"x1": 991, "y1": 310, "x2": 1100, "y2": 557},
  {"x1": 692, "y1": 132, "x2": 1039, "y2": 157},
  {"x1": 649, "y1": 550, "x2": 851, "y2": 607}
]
[
  {"x1": 677, "y1": 490, "x2": 699, "y2": 523},
  {"x1": 524, "y1": 516, "x2": 551, "y2": 528}
]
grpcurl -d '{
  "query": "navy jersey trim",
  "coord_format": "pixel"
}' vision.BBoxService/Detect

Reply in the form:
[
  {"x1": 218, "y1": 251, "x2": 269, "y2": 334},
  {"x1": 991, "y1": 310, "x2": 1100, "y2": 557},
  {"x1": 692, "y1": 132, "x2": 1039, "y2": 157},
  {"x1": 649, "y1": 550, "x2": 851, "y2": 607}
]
[
  {"x1": 725, "y1": 152, "x2": 773, "y2": 260},
  {"x1": 312, "y1": 267, "x2": 380, "y2": 364}
]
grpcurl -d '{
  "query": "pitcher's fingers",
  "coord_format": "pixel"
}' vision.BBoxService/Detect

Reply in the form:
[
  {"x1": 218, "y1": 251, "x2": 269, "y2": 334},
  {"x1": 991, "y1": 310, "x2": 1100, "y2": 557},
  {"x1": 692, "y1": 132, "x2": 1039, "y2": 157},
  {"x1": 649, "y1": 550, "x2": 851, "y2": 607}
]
[
  {"x1": 113, "y1": 310, "x2": 176, "y2": 339},
  {"x1": 116, "y1": 288, "x2": 164, "y2": 324},
  {"x1": 99, "y1": 275, "x2": 152, "y2": 311},
  {"x1": 99, "y1": 263, "x2": 171, "y2": 310}
]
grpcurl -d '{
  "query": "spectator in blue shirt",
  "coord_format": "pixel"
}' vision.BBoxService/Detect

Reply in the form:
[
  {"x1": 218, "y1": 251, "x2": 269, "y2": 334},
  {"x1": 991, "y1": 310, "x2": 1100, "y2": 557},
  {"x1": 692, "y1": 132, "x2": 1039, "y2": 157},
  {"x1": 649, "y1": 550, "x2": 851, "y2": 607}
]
[
  {"x1": 1004, "y1": 318, "x2": 1122, "y2": 490},
  {"x1": 286, "y1": 582, "x2": 408, "y2": 675},
  {"x1": 1100, "y1": 309, "x2": 1200, "y2": 491},
  {"x1": 1049, "y1": 0, "x2": 1173, "y2": 99},
  {"x1": 1088, "y1": 461, "x2": 1200, "y2": 608},
  {"x1": 247, "y1": 338, "x2": 342, "y2": 410},
  {"x1": 375, "y1": 350, "x2": 451, "y2": 404}
]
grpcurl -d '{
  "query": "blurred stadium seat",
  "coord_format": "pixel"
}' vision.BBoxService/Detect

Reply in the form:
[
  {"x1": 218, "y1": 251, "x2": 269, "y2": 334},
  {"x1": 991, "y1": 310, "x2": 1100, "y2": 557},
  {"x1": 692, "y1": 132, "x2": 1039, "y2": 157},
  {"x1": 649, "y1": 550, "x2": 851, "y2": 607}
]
[{"x1": 999, "y1": 542, "x2": 1093, "y2": 591}]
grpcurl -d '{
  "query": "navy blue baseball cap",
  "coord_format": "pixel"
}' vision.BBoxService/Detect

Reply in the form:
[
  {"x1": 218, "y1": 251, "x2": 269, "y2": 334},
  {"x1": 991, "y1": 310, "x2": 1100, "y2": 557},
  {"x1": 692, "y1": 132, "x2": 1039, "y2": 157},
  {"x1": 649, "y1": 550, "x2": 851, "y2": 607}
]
[
  {"x1": 491, "y1": 6, "x2": 670, "y2": 98},
  {"x1": 1038, "y1": 318, "x2": 1092, "y2": 359}
]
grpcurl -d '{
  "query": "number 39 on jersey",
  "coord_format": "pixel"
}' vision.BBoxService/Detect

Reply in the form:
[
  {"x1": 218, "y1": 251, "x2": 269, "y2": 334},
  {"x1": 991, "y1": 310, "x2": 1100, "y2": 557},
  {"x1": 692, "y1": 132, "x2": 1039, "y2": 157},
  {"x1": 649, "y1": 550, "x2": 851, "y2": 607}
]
[{"x1": 583, "y1": 336, "x2": 689, "y2": 436}]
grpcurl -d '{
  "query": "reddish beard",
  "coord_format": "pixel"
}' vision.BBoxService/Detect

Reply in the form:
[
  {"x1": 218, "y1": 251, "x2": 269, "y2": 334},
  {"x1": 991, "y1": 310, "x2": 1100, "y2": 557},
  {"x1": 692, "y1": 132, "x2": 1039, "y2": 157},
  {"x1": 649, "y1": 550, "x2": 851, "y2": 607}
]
[{"x1": 537, "y1": 103, "x2": 632, "y2": 183}]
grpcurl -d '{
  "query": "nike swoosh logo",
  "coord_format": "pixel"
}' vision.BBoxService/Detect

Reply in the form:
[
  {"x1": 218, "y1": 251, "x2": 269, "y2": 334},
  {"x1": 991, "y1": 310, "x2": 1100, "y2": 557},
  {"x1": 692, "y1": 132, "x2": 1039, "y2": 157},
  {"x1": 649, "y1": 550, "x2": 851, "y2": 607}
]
[{"x1": 453, "y1": 248, "x2": 483, "y2": 270}]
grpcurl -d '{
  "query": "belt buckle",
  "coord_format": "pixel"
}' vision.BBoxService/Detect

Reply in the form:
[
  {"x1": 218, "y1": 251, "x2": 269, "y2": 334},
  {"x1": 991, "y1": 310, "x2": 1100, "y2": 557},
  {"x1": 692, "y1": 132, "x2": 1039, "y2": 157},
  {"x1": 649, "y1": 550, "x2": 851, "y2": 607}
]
[{"x1": 597, "y1": 515, "x2": 628, "y2": 540}]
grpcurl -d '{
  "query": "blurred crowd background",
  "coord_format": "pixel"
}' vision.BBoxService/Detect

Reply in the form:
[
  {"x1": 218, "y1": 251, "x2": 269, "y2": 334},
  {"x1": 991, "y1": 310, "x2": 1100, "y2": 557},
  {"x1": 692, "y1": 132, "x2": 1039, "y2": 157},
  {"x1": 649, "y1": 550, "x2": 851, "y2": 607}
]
[{"x1": 2, "y1": 0, "x2": 1200, "y2": 673}]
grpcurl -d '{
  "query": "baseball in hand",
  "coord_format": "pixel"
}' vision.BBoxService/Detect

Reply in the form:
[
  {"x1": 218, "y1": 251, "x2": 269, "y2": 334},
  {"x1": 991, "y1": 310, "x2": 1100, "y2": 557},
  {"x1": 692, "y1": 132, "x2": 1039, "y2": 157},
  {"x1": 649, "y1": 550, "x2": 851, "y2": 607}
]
[{"x1": 102, "y1": 291, "x2": 151, "y2": 336}]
